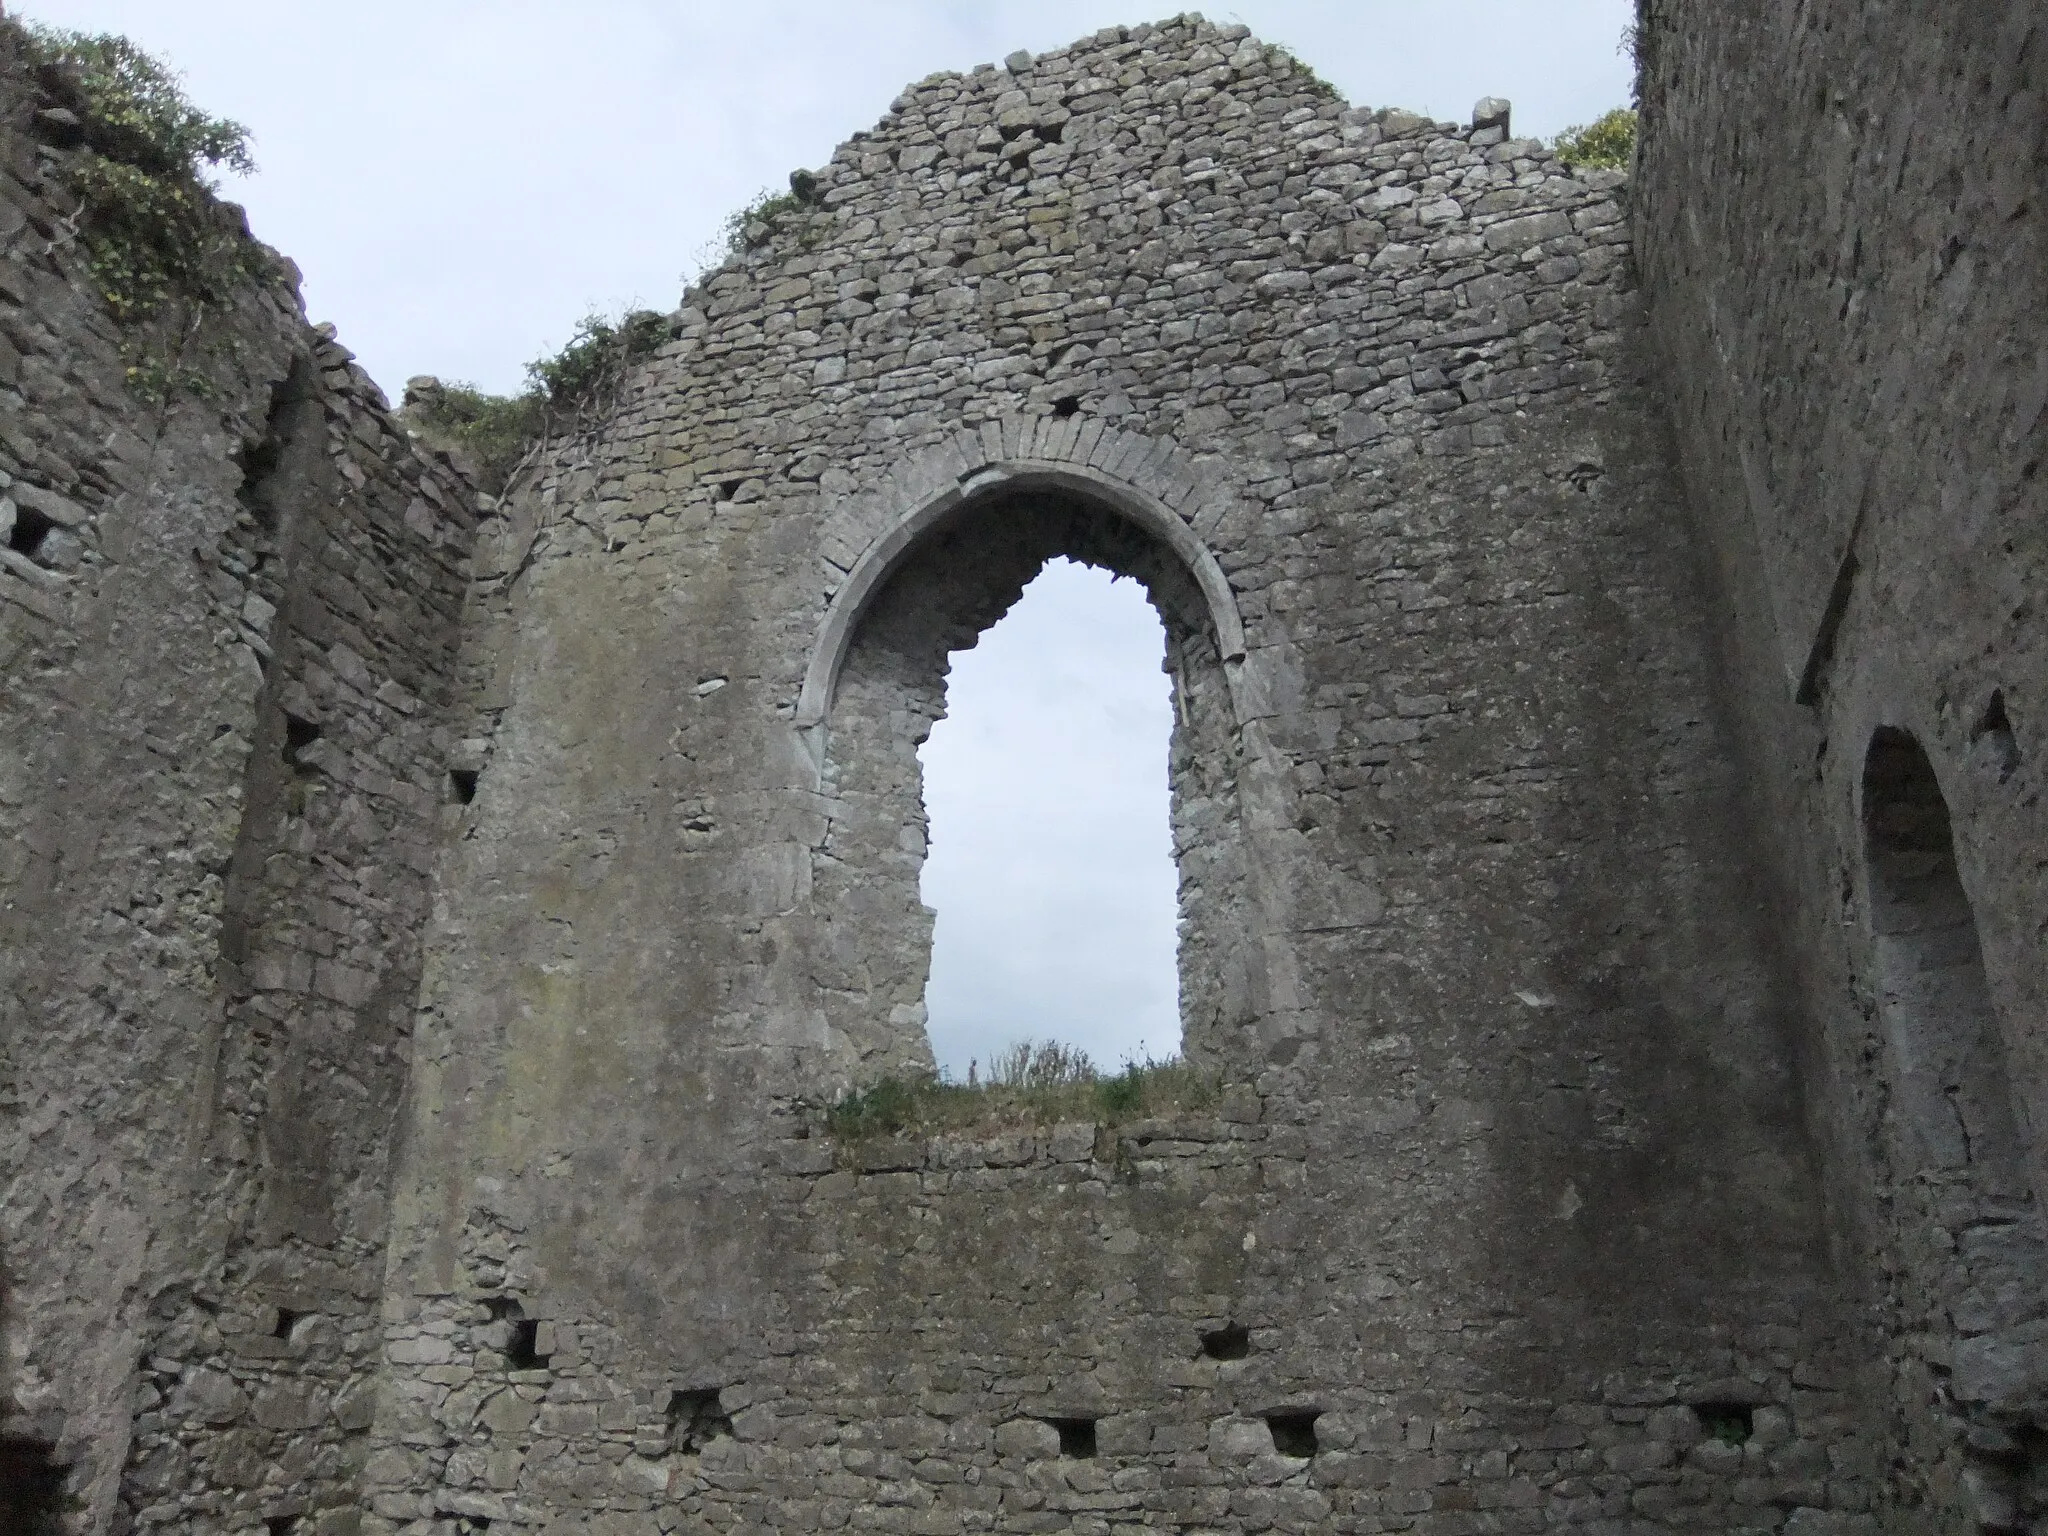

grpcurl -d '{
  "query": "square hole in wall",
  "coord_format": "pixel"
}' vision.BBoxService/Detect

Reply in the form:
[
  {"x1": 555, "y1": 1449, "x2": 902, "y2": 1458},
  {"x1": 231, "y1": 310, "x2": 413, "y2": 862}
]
[
  {"x1": 666, "y1": 1387, "x2": 733, "y2": 1453},
  {"x1": 1044, "y1": 1416, "x2": 1096, "y2": 1459},
  {"x1": 7, "y1": 504, "x2": 54, "y2": 560},
  {"x1": 1265, "y1": 1410, "x2": 1320, "y2": 1458},
  {"x1": 271, "y1": 1306, "x2": 307, "y2": 1340},
  {"x1": 506, "y1": 1318, "x2": 548, "y2": 1371},
  {"x1": 1694, "y1": 1402, "x2": 1754, "y2": 1446},
  {"x1": 449, "y1": 768, "x2": 478, "y2": 805},
  {"x1": 1200, "y1": 1321, "x2": 1250, "y2": 1360},
  {"x1": 282, "y1": 714, "x2": 321, "y2": 768}
]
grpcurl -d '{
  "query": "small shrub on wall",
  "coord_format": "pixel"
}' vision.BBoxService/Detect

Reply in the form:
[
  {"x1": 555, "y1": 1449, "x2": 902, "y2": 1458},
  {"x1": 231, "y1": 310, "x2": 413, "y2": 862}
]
[
  {"x1": 1554, "y1": 107, "x2": 1637, "y2": 170},
  {"x1": 402, "y1": 309, "x2": 671, "y2": 492},
  {"x1": 16, "y1": 23, "x2": 270, "y2": 325}
]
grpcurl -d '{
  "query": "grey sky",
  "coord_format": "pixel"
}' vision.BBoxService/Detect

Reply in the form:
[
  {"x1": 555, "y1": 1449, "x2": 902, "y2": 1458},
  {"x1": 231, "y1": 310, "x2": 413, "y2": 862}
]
[
  {"x1": 19, "y1": 0, "x2": 1633, "y2": 1076},
  {"x1": 20, "y1": 1, "x2": 1634, "y2": 394},
  {"x1": 919, "y1": 562, "x2": 1176, "y2": 1078}
]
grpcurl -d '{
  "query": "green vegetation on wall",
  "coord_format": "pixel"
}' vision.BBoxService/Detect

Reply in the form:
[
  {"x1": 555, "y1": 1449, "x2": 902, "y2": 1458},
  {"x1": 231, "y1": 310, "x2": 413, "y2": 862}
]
[
  {"x1": 16, "y1": 23, "x2": 272, "y2": 327},
  {"x1": 819, "y1": 1040, "x2": 1217, "y2": 1143},
  {"x1": 715, "y1": 182, "x2": 822, "y2": 261},
  {"x1": 404, "y1": 309, "x2": 672, "y2": 492},
  {"x1": 419, "y1": 165, "x2": 838, "y2": 491},
  {"x1": 1554, "y1": 107, "x2": 1637, "y2": 170},
  {"x1": 1259, "y1": 41, "x2": 1341, "y2": 102}
]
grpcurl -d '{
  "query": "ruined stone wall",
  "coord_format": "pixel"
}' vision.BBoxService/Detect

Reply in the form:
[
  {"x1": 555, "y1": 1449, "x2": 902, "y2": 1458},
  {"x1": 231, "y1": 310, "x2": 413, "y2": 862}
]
[
  {"x1": 0, "y1": 25, "x2": 481, "y2": 1531},
  {"x1": 367, "y1": 17, "x2": 1885, "y2": 1534},
  {"x1": 1634, "y1": 0, "x2": 2048, "y2": 1529}
]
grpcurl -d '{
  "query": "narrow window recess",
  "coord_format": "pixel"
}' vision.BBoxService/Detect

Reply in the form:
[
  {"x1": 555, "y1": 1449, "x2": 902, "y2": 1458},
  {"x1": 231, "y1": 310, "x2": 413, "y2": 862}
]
[
  {"x1": 236, "y1": 354, "x2": 317, "y2": 534},
  {"x1": 6, "y1": 503, "x2": 54, "y2": 560},
  {"x1": 1200, "y1": 1321, "x2": 1251, "y2": 1360},
  {"x1": 666, "y1": 1387, "x2": 734, "y2": 1453},
  {"x1": 1694, "y1": 1402, "x2": 1754, "y2": 1445},
  {"x1": 1972, "y1": 688, "x2": 2021, "y2": 781},
  {"x1": 271, "y1": 1306, "x2": 308, "y2": 1340},
  {"x1": 449, "y1": 768, "x2": 479, "y2": 805},
  {"x1": 282, "y1": 714, "x2": 322, "y2": 770},
  {"x1": 1265, "y1": 1410, "x2": 1320, "y2": 1458},
  {"x1": 237, "y1": 428, "x2": 285, "y2": 532},
  {"x1": 506, "y1": 1318, "x2": 548, "y2": 1371},
  {"x1": 714, "y1": 478, "x2": 745, "y2": 503},
  {"x1": 1052, "y1": 394, "x2": 1082, "y2": 418},
  {"x1": 1044, "y1": 1416, "x2": 1097, "y2": 1459},
  {"x1": 263, "y1": 1517, "x2": 299, "y2": 1536},
  {"x1": 1863, "y1": 727, "x2": 2029, "y2": 1182}
]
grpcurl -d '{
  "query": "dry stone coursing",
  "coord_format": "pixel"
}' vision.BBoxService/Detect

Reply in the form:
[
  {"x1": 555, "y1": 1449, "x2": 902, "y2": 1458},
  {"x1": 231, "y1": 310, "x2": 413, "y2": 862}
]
[
  {"x1": 0, "y1": 5, "x2": 2039, "y2": 1536},
  {"x1": 0, "y1": 23, "x2": 481, "y2": 1533},
  {"x1": 1635, "y1": 0, "x2": 2048, "y2": 1529},
  {"x1": 369, "y1": 15, "x2": 1883, "y2": 1536}
]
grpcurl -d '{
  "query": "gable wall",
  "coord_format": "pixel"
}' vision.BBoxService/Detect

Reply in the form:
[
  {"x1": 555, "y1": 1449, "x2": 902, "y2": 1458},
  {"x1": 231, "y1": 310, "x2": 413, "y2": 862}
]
[{"x1": 362, "y1": 17, "x2": 1882, "y2": 1534}]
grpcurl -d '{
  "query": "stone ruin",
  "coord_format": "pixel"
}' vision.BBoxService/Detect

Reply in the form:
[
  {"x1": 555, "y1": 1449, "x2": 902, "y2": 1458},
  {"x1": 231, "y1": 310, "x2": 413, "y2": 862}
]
[{"x1": 0, "y1": 5, "x2": 2043, "y2": 1534}]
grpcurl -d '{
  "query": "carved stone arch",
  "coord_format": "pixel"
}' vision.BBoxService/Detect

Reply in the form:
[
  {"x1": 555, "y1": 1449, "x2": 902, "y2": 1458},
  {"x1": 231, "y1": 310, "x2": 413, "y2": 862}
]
[
  {"x1": 796, "y1": 415, "x2": 1253, "y2": 770},
  {"x1": 791, "y1": 415, "x2": 1340, "y2": 1081}
]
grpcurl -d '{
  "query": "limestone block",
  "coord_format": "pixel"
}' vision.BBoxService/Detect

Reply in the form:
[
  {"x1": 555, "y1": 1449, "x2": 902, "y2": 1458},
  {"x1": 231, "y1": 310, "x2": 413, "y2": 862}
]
[{"x1": 995, "y1": 1418, "x2": 1061, "y2": 1459}]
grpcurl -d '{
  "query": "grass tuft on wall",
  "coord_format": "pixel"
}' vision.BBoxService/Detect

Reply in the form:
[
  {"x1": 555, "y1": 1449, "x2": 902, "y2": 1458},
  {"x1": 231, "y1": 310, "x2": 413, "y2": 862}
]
[{"x1": 820, "y1": 1041, "x2": 1218, "y2": 1141}]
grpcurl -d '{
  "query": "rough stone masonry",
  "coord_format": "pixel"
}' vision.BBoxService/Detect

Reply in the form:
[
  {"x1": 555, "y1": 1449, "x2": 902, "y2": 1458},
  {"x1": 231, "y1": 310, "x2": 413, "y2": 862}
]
[{"x1": 0, "y1": 5, "x2": 2042, "y2": 1535}]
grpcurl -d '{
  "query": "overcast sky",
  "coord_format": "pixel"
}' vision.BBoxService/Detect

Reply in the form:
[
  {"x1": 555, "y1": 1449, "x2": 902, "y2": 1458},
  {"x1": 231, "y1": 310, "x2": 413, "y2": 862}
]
[
  {"x1": 920, "y1": 562, "x2": 1178, "y2": 1078},
  {"x1": 18, "y1": 1, "x2": 1633, "y2": 1078}
]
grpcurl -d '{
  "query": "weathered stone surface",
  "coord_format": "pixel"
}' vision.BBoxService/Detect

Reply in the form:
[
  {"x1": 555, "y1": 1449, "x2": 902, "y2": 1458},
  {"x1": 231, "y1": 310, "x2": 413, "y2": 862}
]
[
  {"x1": 1636, "y1": 0, "x2": 2048, "y2": 1528},
  {"x1": 0, "y1": 5, "x2": 2040, "y2": 1536},
  {"x1": 0, "y1": 21, "x2": 479, "y2": 1534},
  {"x1": 356, "y1": 13, "x2": 1889, "y2": 1536}
]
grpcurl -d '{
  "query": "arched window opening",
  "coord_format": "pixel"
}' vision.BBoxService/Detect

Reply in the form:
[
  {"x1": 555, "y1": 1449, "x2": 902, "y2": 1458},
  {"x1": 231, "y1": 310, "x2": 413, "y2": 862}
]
[
  {"x1": 815, "y1": 487, "x2": 1248, "y2": 1084},
  {"x1": 1862, "y1": 726, "x2": 2047, "y2": 1528},
  {"x1": 918, "y1": 557, "x2": 1178, "y2": 1079},
  {"x1": 1862, "y1": 729, "x2": 2030, "y2": 1191}
]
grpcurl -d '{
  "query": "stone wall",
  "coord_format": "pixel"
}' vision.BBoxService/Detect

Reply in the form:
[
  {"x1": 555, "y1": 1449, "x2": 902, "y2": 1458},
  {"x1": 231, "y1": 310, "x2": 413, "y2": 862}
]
[
  {"x1": 0, "y1": 23, "x2": 481, "y2": 1531},
  {"x1": 1633, "y1": 0, "x2": 2048, "y2": 1529},
  {"x1": 364, "y1": 16, "x2": 1885, "y2": 1534},
  {"x1": 7, "y1": 3, "x2": 2040, "y2": 1531},
  {"x1": 368, "y1": 1116, "x2": 1872, "y2": 1535}
]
